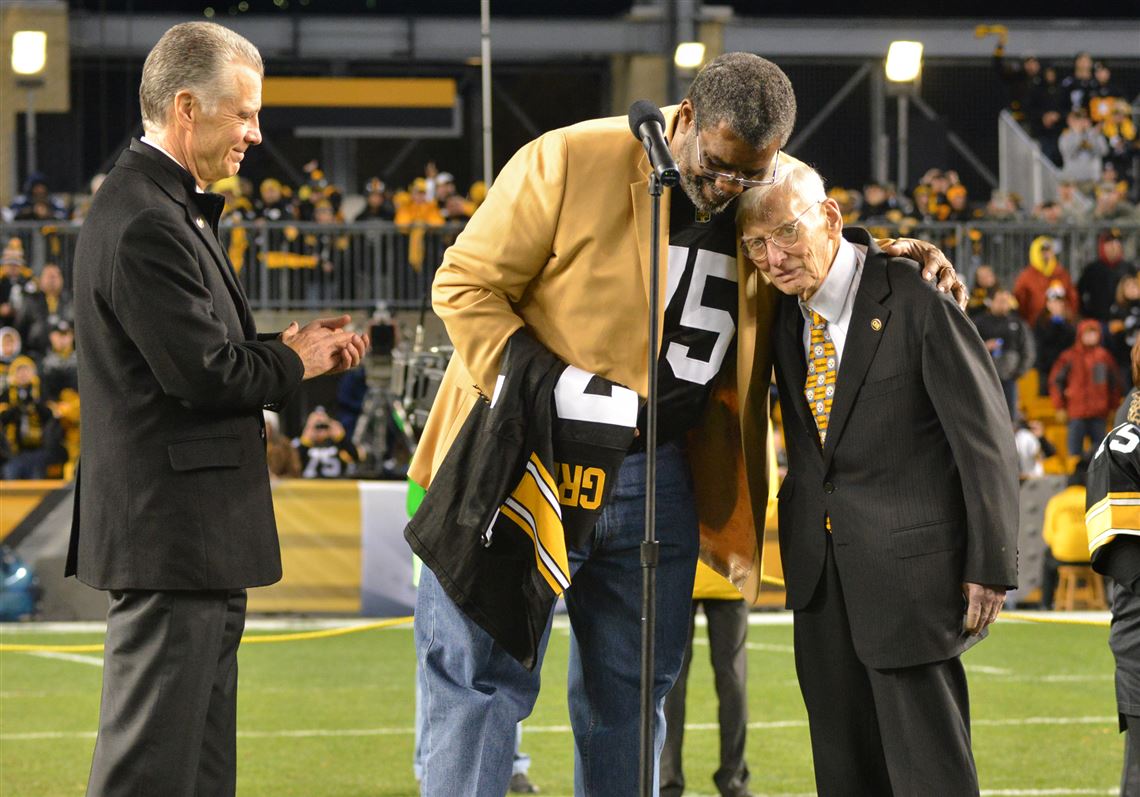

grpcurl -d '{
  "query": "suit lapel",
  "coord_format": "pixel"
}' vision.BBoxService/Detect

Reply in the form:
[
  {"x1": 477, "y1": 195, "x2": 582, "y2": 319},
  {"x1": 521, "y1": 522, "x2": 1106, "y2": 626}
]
[
  {"x1": 821, "y1": 238, "x2": 892, "y2": 470},
  {"x1": 123, "y1": 141, "x2": 256, "y2": 340},
  {"x1": 776, "y1": 295, "x2": 820, "y2": 453},
  {"x1": 186, "y1": 196, "x2": 257, "y2": 339}
]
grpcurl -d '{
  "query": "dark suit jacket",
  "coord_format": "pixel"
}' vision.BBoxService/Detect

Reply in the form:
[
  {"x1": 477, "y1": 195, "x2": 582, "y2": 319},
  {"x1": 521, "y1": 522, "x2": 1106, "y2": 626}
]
[
  {"x1": 773, "y1": 228, "x2": 1019, "y2": 669},
  {"x1": 66, "y1": 140, "x2": 304, "y2": 591}
]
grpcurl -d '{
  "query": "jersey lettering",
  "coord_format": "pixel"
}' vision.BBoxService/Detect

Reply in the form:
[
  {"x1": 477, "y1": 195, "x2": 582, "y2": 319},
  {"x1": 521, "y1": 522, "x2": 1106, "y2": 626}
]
[
  {"x1": 557, "y1": 463, "x2": 605, "y2": 510},
  {"x1": 664, "y1": 246, "x2": 737, "y2": 386},
  {"x1": 1110, "y1": 426, "x2": 1140, "y2": 455},
  {"x1": 554, "y1": 366, "x2": 639, "y2": 426},
  {"x1": 302, "y1": 446, "x2": 344, "y2": 478}
]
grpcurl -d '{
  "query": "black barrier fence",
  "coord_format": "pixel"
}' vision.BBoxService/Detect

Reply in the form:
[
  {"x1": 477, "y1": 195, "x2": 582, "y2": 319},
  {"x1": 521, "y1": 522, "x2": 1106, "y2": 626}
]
[{"x1": 2, "y1": 219, "x2": 1138, "y2": 311}]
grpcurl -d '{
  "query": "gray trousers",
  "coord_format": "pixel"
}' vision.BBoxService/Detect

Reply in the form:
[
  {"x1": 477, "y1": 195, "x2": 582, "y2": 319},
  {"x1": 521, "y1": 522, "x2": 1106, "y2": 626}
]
[
  {"x1": 660, "y1": 598, "x2": 751, "y2": 797},
  {"x1": 794, "y1": 537, "x2": 978, "y2": 797},
  {"x1": 86, "y1": 589, "x2": 247, "y2": 797}
]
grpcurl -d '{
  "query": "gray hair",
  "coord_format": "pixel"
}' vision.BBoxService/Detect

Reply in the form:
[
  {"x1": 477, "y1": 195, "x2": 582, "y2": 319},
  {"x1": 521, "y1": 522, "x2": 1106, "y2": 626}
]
[
  {"x1": 736, "y1": 160, "x2": 827, "y2": 227},
  {"x1": 686, "y1": 52, "x2": 797, "y2": 150},
  {"x1": 139, "y1": 22, "x2": 263, "y2": 134}
]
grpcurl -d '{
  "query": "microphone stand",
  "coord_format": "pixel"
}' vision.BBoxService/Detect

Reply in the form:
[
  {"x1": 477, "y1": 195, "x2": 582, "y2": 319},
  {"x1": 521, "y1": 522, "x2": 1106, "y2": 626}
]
[{"x1": 639, "y1": 169, "x2": 663, "y2": 797}]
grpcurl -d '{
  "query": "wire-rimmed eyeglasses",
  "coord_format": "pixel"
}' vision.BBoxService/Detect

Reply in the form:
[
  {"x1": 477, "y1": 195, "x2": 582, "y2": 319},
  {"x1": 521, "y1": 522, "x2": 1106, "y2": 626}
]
[
  {"x1": 740, "y1": 201, "x2": 824, "y2": 262},
  {"x1": 695, "y1": 136, "x2": 780, "y2": 188}
]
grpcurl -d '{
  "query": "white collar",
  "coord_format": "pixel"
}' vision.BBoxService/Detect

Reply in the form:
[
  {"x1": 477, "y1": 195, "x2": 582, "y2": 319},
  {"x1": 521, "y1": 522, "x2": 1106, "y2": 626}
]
[{"x1": 800, "y1": 237, "x2": 859, "y2": 324}]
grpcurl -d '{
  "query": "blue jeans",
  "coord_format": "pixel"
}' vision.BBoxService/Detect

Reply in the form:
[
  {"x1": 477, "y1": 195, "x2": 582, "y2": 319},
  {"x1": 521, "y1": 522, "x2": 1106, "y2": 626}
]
[
  {"x1": 412, "y1": 676, "x2": 530, "y2": 781},
  {"x1": 415, "y1": 441, "x2": 700, "y2": 796},
  {"x1": 1067, "y1": 416, "x2": 1106, "y2": 461}
]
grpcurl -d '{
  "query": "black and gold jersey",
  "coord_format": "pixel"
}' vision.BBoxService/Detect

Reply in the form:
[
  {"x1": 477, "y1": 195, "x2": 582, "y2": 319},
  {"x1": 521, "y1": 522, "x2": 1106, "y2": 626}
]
[
  {"x1": 1086, "y1": 422, "x2": 1140, "y2": 563},
  {"x1": 406, "y1": 331, "x2": 638, "y2": 669},
  {"x1": 633, "y1": 189, "x2": 739, "y2": 449}
]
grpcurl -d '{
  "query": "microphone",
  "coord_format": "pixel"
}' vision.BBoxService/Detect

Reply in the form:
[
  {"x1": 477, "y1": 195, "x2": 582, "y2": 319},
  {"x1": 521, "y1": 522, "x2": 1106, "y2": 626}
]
[{"x1": 628, "y1": 100, "x2": 680, "y2": 187}]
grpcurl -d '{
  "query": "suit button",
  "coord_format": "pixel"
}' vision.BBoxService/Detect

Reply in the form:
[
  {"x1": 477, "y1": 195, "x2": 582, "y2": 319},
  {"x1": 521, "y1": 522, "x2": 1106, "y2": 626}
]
[{"x1": 823, "y1": 482, "x2": 835, "y2": 494}]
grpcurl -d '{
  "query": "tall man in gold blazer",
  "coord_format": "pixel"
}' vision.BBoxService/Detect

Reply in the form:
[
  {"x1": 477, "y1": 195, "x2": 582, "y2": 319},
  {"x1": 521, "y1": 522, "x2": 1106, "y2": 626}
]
[{"x1": 409, "y1": 53, "x2": 956, "y2": 796}]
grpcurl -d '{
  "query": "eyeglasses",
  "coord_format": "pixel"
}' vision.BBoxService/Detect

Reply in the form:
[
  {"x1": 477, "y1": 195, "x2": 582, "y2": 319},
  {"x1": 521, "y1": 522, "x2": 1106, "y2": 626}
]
[
  {"x1": 740, "y1": 201, "x2": 823, "y2": 262},
  {"x1": 695, "y1": 136, "x2": 780, "y2": 188}
]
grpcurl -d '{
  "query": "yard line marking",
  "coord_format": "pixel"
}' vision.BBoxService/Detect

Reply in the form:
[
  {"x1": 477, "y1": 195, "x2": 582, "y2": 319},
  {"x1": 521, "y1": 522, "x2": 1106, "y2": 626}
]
[
  {"x1": 973, "y1": 716, "x2": 1115, "y2": 726},
  {"x1": 691, "y1": 638, "x2": 795, "y2": 653},
  {"x1": 28, "y1": 651, "x2": 103, "y2": 668},
  {"x1": 2, "y1": 731, "x2": 98, "y2": 740},
  {"x1": 2, "y1": 715, "x2": 1119, "y2": 742},
  {"x1": 747, "y1": 642, "x2": 795, "y2": 653},
  {"x1": 965, "y1": 665, "x2": 1012, "y2": 675},
  {"x1": 980, "y1": 790, "x2": 1117, "y2": 795}
]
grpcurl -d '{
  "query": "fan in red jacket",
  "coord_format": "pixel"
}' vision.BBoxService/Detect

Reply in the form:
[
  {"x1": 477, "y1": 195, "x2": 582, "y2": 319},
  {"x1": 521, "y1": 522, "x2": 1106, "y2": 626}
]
[
  {"x1": 1050, "y1": 318, "x2": 1123, "y2": 459},
  {"x1": 1014, "y1": 235, "x2": 1079, "y2": 325}
]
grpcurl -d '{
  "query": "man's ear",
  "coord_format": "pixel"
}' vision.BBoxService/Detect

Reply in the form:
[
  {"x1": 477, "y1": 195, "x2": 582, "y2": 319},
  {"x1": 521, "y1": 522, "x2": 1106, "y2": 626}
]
[
  {"x1": 173, "y1": 90, "x2": 196, "y2": 132},
  {"x1": 822, "y1": 198, "x2": 844, "y2": 232},
  {"x1": 676, "y1": 99, "x2": 694, "y2": 134}
]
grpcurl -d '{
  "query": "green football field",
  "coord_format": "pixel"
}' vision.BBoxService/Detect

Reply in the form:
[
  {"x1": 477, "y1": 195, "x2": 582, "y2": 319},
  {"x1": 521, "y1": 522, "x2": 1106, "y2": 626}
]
[{"x1": 0, "y1": 615, "x2": 1123, "y2": 796}]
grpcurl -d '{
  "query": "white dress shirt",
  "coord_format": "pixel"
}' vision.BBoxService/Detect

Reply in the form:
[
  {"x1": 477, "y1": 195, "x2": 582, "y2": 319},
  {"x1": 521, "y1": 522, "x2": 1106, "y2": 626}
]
[{"x1": 799, "y1": 237, "x2": 866, "y2": 368}]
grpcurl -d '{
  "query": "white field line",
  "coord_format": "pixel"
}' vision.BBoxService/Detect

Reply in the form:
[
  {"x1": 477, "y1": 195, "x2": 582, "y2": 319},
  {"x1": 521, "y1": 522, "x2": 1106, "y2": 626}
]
[
  {"x1": 1, "y1": 715, "x2": 1118, "y2": 742},
  {"x1": 966, "y1": 664, "x2": 1013, "y2": 675},
  {"x1": 27, "y1": 651, "x2": 103, "y2": 667},
  {"x1": 690, "y1": 638, "x2": 795, "y2": 653},
  {"x1": 0, "y1": 609, "x2": 1112, "y2": 635}
]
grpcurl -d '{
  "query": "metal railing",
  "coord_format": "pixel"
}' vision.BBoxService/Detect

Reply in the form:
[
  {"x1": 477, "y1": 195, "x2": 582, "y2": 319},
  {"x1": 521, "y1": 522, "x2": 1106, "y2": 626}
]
[
  {"x1": 0, "y1": 220, "x2": 464, "y2": 312},
  {"x1": 997, "y1": 110, "x2": 1068, "y2": 211},
  {"x1": 3, "y1": 218, "x2": 1138, "y2": 309}
]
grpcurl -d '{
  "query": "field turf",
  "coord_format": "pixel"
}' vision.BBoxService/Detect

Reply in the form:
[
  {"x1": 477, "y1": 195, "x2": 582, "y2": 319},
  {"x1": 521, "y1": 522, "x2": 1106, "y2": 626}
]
[{"x1": 0, "y1": 615, "x2": 1122, "y2": 796}]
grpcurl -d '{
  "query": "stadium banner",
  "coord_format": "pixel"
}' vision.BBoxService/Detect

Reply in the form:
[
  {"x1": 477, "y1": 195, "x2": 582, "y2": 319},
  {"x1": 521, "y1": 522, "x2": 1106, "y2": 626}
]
[{"x1": 260, "y1": 77, "x2": 461, "y2": 139}]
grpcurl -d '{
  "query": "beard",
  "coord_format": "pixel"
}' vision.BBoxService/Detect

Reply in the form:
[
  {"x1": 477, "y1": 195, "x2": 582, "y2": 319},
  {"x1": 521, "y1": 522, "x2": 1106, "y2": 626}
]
[{"x1": 677, "y1": 133, "x2": 734, "y2": 215}]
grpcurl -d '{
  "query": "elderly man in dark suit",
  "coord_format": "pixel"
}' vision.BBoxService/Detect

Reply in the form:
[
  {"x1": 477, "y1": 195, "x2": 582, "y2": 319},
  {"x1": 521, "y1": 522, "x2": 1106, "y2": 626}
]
[
  {"x1": 738, "y1": 163, "x2": 1019, "y2": 796},
  {"x1": 67, "y1": 21, "x2": 366, "y2": 797}
]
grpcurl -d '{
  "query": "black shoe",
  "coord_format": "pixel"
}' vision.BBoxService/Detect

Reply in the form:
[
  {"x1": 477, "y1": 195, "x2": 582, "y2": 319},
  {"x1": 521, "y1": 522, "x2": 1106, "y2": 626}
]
[{"x1": 509, "y1": 772, "x2": 540, "y2": 794}]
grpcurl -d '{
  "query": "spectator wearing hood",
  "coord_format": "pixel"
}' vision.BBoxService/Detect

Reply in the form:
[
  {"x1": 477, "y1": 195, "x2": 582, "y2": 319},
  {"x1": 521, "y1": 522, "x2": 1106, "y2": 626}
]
[
  {"x1": 974, "y1": 288, "x2": 1036, "y2": 421},
  {"x1": 1035, "y1": 287, "x2": 1077, "y2": 397},
  {"x1": 1079, "y1": 231, "x2": 1137, "y2": 322},
  {"x1": 1015, "y1": 236, "x2": 1078, "y2": 325},
  {"x1": 0, "y1": 355, "x2": 56, "y2": 479},
  {"x1": 1049, "y1": 319, "x2": 1123, "y2": 460}
]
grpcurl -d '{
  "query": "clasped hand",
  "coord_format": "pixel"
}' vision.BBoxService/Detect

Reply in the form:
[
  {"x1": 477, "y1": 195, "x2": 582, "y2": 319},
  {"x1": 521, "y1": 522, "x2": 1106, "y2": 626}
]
[{"x1": 282, "y1": 314, "x2": 370, "y2": 379}]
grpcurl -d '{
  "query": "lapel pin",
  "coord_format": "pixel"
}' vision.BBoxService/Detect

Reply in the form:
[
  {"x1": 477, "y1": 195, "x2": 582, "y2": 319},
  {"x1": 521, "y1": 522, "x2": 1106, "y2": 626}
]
[
  {"x1": 195, "y1": 216, "x2": 206, "y2": 229},
  {"x1": 871, "y1": 318, "x2": 883, "y2": 331}
]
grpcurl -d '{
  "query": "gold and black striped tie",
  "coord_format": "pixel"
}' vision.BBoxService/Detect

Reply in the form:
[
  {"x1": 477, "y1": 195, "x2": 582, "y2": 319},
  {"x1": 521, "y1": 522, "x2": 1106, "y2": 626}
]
[{"x1": 804, "y1": 310, "x2": 837, "y2": 445}]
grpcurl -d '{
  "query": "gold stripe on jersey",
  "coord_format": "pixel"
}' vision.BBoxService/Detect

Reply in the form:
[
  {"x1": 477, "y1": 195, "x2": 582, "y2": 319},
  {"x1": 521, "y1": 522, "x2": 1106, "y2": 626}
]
[
  {"x1": 501, "y1": 454, "x2": 571, "y2": 594},
  {"x1": 1085, "y1": 492, "x2": 1140, "y2": 554}
]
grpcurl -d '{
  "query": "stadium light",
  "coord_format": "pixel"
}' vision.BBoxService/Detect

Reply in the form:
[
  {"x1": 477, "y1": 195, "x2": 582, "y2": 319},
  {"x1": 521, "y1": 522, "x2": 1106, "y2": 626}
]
[
  {"x1": 11, "y1": 31, "x2": 47, "y2": 76},
  {"x1": 12, "y1": 31, "x2": 48, "y2": 186},
  {"x1": 674, "y1": 42, "x2": 706, "y2": 70},
  {"x1": 884, "y1": 40, "x2": 923, "y2": 197},
  {"x1": 885, "y1": 40, "x2": 923, "y2": 83}
]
